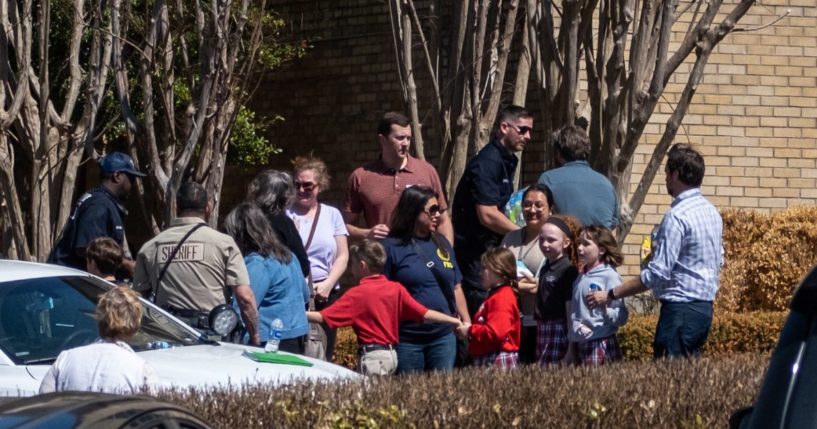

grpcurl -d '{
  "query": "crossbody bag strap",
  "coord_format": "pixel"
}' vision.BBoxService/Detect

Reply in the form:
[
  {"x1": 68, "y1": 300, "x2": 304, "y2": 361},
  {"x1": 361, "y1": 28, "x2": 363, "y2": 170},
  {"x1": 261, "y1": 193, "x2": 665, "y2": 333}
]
[
  {"x1": 152, "y1": 223, "x2": 207, "y2": 303},
  {"x1": 304, "y1": 203, "x2": 322, "y2": 251},
  {"x1": 411, "y1": 237, "x2": 457, "y2": 314},
  {"x1": 302, "y1": 204, "x2": 321, "y2": 310}
]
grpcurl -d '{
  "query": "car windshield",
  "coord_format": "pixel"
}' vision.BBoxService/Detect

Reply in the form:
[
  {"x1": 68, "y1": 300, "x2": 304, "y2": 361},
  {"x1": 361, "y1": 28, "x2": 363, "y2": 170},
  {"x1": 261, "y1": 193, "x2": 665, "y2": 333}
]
[{"x1": 0, "y1": 276, "x2": 204, "y2": 365}]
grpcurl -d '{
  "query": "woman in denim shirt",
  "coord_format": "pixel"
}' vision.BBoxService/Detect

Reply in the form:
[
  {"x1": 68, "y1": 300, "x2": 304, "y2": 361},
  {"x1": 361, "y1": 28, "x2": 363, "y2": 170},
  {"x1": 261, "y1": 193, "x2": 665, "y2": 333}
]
[{"x1": 225, "y1": 203, "x2": 310, "y2": 353}]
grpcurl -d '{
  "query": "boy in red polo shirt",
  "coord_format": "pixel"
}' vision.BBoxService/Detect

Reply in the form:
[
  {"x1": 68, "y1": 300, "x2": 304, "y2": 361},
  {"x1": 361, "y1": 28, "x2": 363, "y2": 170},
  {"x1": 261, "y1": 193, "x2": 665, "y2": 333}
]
[{"x1": 307, "y1": 240, "x2": 464, "y2": 375}]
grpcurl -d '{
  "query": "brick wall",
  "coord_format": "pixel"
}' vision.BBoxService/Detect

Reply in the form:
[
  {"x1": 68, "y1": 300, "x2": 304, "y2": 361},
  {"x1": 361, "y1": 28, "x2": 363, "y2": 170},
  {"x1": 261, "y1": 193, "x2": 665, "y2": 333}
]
[
  {"x1": 252, "y1": 0, "x2": 817, "y2": 277},
  {"x1": 617, "y1": 0, "x2": 817, "y2": 275}
]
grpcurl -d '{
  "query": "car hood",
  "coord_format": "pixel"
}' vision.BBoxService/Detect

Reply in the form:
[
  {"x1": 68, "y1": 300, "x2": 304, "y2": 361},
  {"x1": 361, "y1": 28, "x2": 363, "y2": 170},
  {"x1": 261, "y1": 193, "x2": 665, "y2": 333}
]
[
  {"x1": 12, "y1": 342, "x2": 359, "y2": 396},
  {"x1": 140, "y1": 342, "x2": 360, "y2": 389}
]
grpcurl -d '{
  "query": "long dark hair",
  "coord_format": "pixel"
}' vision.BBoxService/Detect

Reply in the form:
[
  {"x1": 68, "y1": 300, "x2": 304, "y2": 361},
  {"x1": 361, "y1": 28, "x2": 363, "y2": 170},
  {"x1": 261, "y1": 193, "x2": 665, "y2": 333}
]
[
  {"x1": 224, "y1": 202, "x2": 292, "y2": 263},
  {"x1": 389, "y1": 186, "x2": 437, "y2": 242},
  {"x1": 388, "y1": 186, "x2": 451, "y2": 256}
]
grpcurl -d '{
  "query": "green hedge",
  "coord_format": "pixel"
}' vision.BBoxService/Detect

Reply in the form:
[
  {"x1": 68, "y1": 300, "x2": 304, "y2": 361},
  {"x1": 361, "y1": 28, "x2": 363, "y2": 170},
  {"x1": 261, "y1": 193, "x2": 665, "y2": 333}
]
[
  {"x1": 156, "y1": 353, "x2": 769, "y2": 428},
  {"x1": 619, "y1": 311, "x2": 786, "y2": 360}
]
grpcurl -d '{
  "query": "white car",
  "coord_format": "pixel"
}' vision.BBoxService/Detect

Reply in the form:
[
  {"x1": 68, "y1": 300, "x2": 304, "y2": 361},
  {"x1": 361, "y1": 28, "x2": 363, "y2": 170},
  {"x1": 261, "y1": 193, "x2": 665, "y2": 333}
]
[{"x1": 0, "y1": 260, "x2": 359, "y2": 396}]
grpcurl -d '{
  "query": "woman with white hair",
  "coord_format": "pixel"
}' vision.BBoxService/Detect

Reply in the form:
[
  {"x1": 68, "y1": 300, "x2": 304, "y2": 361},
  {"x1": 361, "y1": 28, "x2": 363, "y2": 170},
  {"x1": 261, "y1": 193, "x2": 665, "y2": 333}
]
[{"x1": 39, "y1": 286, "x2": 157, "y2": 394}]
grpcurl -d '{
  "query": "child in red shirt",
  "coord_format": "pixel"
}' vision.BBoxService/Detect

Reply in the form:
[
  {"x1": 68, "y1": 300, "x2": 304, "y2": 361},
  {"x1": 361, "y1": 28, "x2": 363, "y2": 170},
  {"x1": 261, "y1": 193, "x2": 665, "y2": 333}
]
[
  {"x1": 307, "y1": 240, "x2": 462, "y2": 375},
  {"x1": 457, "y1": 247, "x2": 521, "y2": 369}
]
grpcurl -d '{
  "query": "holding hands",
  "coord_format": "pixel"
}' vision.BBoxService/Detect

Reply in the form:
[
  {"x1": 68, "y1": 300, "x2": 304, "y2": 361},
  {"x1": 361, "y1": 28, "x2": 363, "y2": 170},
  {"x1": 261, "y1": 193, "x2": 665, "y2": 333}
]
[
  {"x1": 585, "y1": 289, "x2": 610, "y2": 309},
  {"x1": 455, "y1": 321, "x2": 471, "y2": 339}
]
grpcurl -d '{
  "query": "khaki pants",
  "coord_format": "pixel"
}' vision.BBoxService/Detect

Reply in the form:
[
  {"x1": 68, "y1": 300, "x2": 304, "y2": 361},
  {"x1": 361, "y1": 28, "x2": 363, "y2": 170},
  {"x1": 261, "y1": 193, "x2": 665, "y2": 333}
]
[{"x1": 358, "y1": 349, "x2": 398, "y2": 376}]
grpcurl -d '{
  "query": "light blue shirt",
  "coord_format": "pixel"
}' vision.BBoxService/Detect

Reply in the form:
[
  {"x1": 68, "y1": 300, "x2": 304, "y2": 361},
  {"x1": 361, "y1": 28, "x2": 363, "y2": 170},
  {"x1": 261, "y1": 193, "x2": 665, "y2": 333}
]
[
  {"x1": 570, "y1": 264, "x2": 628, "y2": 342},
  {"x1": 538, "y1": 161, "x2": 619, "y2": 229},
  {"x1": 233, "y1": 252, "x2": 310, "y2": 342},
  {"x1": 641, "y1": 188, "x2": 723, "y2": 302}
]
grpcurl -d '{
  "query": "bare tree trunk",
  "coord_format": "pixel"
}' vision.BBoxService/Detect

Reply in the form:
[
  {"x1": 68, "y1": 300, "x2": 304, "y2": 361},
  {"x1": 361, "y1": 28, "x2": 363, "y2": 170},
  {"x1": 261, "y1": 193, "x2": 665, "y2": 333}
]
[
  {"x1": 0, "y1": 135, "x2": 31, "y2": 259},
  {"x1": 512, "y1": 7, "x2": 531, "y2": 188},
  {"x1": 384, "y1": 0, "x2": 757, "y2": 242}
]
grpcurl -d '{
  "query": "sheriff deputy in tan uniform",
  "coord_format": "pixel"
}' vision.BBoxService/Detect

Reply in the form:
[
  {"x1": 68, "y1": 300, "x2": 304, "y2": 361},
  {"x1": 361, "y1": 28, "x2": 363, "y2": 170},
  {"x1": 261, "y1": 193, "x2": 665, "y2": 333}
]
[{"x1": 133, "y1": 182, "x2": 260, "y2": 345}]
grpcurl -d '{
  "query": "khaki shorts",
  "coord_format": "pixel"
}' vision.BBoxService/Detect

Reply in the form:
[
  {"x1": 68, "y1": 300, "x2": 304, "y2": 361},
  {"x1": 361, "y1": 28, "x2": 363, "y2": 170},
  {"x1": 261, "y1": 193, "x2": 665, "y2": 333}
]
[{"x1": 358, "y1": 349, "x2": 398, "y2": 376}]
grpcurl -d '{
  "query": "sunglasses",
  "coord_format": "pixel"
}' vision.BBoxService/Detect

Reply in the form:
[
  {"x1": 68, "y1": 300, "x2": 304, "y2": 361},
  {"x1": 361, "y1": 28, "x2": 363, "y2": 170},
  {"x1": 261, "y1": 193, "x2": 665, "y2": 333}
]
[
  {"x1": 423, "y1": 204, "x2": 446, "y2": 216},
  {"x1": 295, "y1": 181, "x2": 316, "y2": 192},
  {"x1": 506, "y1": 123, "x2": 533, "y2": 135}
]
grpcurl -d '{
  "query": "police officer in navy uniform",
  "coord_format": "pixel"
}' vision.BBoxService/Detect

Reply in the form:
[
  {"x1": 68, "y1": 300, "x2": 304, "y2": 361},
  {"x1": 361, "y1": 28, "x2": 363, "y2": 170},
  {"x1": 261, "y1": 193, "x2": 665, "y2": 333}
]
[
  {"x1": 49, "y1": 152, "x2": 145, "y2": 275},
  {"x1": 452, "y1": 105, "x2": 533, "y2": 317}
]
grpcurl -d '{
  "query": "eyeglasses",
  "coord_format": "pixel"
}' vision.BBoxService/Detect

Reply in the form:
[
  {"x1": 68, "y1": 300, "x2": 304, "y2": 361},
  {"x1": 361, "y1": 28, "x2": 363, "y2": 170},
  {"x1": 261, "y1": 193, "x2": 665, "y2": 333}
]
[
  {"x1": 295, "y1": 181, "x2": 316, "y2": 192},
  {"x1": 505, "y1": 123, "x2": 532, "y2": 135},
  {"x1": 522, "y1": 201, "x2": 548, "y2": 210},
  {"x1": 423, "y1": 204, "x2": 446, "y2": 216}
]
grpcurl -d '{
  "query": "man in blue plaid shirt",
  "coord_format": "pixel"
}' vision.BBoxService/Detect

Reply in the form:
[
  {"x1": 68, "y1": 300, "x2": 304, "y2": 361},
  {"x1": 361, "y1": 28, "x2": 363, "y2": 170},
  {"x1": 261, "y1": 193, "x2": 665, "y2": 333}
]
[{"x1": 587, "y1": 144, "x2": 723, "y2": 358}]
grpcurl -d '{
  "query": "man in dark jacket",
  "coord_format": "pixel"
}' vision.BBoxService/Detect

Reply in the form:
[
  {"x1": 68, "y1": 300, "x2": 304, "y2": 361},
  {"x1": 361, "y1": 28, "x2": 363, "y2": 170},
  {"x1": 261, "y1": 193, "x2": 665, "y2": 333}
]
[{"x1": 49, "y1": 152, "x2": 145, "y2": 274}]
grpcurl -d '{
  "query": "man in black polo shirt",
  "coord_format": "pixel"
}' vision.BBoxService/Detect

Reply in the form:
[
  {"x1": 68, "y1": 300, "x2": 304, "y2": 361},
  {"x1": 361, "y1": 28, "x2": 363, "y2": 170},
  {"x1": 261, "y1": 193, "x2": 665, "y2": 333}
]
[
  {"x1": 452, "y1": 105, "x2": 533, "y2": 316},
  {"x1": 49, "y1": 152, "x2": 146, "y2": 274}
]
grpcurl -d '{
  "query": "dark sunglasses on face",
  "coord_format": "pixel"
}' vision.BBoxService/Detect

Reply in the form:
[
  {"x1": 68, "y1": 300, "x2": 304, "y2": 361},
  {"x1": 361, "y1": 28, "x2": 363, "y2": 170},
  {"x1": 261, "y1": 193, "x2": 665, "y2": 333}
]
[
  {"x1": 506, "y1": 123, "x2": 532, "y2": 135},
  {"x1": 424, "y1": 204, "x2": 446, "y2": 216},
  {"x1": 295, "y1": 181, "x2": 316, "y2": 192}
]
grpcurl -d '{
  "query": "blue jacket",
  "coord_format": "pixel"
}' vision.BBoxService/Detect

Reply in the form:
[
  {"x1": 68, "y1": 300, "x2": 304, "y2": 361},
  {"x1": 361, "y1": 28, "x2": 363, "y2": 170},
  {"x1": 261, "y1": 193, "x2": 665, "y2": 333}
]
[
  {"x1": 233, "y1": 252, "x2": 309, "y2": 342},
  {"x1": 569, "y1": 263, "x2": 628, "y2": 342}
]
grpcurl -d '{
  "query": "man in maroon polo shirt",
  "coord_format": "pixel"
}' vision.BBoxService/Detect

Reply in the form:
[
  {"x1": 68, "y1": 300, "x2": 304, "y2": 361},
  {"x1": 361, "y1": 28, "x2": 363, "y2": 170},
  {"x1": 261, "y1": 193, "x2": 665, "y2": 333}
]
[{"x1": 342, "y1": 112, "x2": 453, "y2": 243}]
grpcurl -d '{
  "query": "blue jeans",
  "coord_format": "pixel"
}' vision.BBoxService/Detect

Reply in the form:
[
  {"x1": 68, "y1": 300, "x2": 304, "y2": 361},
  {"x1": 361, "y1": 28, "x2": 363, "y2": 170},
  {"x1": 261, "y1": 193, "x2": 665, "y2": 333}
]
[
  {"x1": 396, "y1": 332, "x2": 457, "y2": 374},
  {"x1": 654, "y1": 300, "x2": 713, "y2": 358}
]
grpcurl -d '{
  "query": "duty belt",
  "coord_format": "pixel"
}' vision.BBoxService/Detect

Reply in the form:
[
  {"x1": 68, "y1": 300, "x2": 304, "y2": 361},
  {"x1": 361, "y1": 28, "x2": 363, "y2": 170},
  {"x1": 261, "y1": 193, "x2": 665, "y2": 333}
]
[{"x1": 164, "y1": 306, "x2": 209, "y2": 329}]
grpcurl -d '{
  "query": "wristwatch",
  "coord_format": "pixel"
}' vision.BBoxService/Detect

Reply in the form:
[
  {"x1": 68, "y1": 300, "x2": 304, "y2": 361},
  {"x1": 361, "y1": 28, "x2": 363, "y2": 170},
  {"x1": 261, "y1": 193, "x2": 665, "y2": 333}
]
[{"x1": 607, "y1": 289, "x2": 616, "y2": 301}]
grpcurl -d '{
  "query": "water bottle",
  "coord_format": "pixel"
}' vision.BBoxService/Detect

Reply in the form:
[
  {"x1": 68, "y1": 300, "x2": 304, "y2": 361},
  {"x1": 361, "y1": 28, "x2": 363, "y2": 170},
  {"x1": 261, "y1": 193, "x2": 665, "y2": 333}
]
[
  {"x1": 265, "y1": 318, "x2": 284, "y2": 353},
  {"x1": 589, "y1": 284, "x2": 603, "y2": 318}
]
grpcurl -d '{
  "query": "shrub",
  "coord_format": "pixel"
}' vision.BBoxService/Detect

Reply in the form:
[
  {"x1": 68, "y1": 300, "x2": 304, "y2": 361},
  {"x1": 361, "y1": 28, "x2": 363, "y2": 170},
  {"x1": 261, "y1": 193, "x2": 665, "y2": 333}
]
[
  {"x1": 719, "y1": 206, "x2": 817, "y2": 312},
  {"x1": 155, "y1": 353, "x2": 768, "y2": 428},
  {"x1": 618, "y1": 311, "x2": 786, "y2": 361}
]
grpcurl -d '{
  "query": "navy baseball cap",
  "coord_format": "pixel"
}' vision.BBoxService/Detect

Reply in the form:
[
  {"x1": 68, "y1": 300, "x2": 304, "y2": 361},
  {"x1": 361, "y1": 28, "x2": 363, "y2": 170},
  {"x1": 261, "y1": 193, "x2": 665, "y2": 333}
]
[{"x1": 100, "y1": 152, "x2": 147, "y2": 177}]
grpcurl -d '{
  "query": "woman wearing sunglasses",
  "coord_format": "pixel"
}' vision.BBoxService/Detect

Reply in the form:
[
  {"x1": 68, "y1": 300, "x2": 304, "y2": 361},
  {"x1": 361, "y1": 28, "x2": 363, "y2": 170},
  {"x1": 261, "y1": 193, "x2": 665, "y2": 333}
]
[
  {"x1": 382, "y1": 186, "x2": 471, "y2": 373},
  {"x1": 286, "y1": 155, "x2": 349, "y2": 361}
]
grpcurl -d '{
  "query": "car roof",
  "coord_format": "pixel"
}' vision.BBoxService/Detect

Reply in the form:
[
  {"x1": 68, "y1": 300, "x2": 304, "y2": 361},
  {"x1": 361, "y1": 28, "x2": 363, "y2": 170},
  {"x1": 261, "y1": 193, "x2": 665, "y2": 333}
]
[
  {"x1": 0, "y1": 392, "x2": 211, "y2": 429},
  {"x1": 0, "y1": 260, "x2": 89, "y2": 283}
]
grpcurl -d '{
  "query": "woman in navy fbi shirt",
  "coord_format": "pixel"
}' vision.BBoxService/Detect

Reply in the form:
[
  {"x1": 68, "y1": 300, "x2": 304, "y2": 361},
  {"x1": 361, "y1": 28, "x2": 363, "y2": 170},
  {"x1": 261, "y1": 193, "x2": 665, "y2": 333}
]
[{"x1": 383, "y1": 186, "x2": 472, "y2": 374}]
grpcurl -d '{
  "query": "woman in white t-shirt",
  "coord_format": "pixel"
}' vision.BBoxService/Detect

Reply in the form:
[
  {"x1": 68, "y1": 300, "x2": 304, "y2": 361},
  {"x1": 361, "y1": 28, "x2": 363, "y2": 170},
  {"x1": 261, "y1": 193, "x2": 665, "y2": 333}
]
[
  {"x1": 500, "y1": 184, "x2": 554, "y2": 364},
  {"x1": 287, "y1": 155, "x2": 349, "y2": 361},
  {"x1": 39, "y1": 286, "x2": 156, "y2": 394}
]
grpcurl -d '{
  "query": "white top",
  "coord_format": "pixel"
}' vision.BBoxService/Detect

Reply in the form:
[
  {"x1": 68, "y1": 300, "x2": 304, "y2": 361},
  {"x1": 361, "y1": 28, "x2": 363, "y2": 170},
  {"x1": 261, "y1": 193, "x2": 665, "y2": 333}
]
[
  {"x1": 39, "y1": 340, "x2": 157, "y2": 394},
  {"x1": 287, "y1": 203, "x2": 348, "y2": 285}
]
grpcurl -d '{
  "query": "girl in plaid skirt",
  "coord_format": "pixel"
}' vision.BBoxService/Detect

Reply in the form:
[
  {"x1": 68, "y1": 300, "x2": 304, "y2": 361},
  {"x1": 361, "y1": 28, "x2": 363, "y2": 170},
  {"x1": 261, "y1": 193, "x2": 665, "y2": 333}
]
[
  {"x1": 457, "y1": 248, "x2": 521, "y2": 369},
  {"x1": 569, "y1": 226, "x2": 628, "y2": 366},
  {"x1": 534, "y1": 215, "x2": 580, "y2": 366}
]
